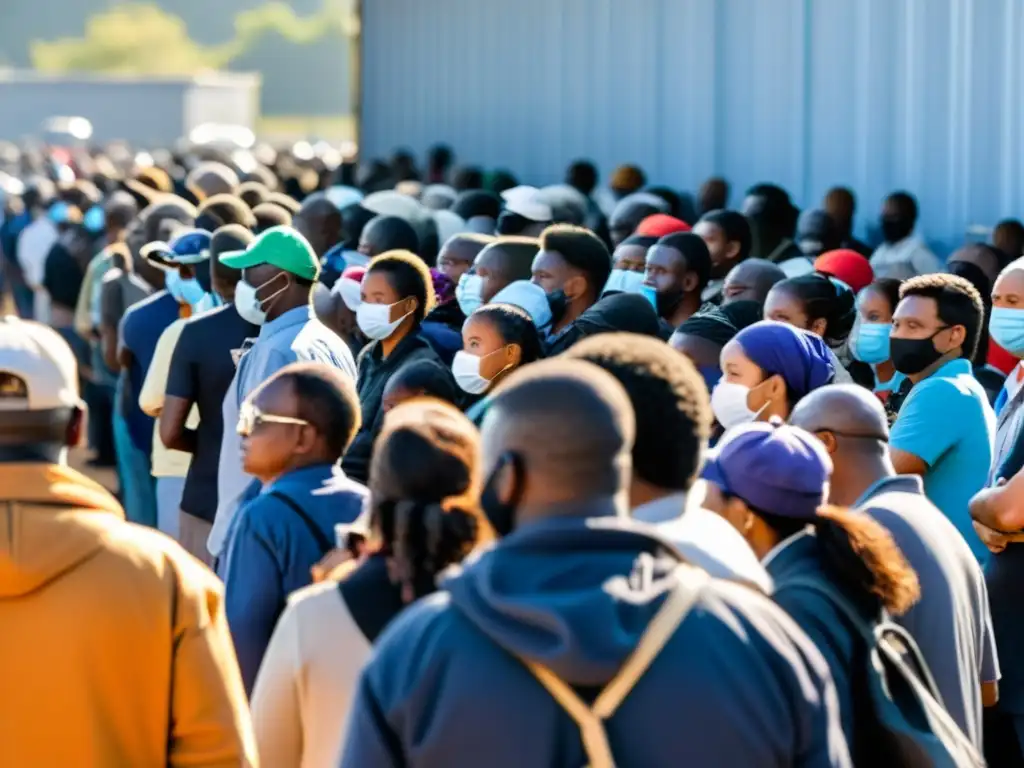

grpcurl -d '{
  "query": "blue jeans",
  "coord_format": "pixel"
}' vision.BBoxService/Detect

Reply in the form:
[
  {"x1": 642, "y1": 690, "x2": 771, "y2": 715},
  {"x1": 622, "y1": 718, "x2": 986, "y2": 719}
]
[{"x1": 113, "y1": 375, "x2": 157, "y2": 527}]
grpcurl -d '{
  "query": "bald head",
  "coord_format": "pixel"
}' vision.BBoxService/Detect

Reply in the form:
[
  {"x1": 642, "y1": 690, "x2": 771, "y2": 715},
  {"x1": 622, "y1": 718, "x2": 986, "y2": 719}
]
[
  {"x1": 722, "y1": 258, "x2": 786, "y2": 305},
  {"x1": 789, "y1": 384, "x2": 889, "y2": 451},
  {"x1": 481, "y1": 359, "x2": 634, "y2": 516},
  {"x1": 187, "y1": 162, "x2": 239, "y2": 200},
  {"x1": 295, "y1": 193, "x2": 343, "y2": 256}
]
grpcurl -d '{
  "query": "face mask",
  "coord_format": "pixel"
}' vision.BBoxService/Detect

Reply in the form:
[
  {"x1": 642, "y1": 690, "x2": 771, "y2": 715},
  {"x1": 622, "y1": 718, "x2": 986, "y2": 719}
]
[
  {"x1": 456, "y1": 273, "x2": 484, "y2": 316},
  {"x1": 546, "y1": 288, "x2": 569, "y2": 325},
  {"x1": 640, "y1": 284, "x2": 658, "y2": 311},
  {"x1": 654, "y1": 286, "x2": 685, "y2": 318},
  {"x1": 880, "y1": 215, "x2": 913, "y2": 244},
  {"x1": 603, "y1": 269, "x2": 645, "y2": 295},
  {"x1": 850, "y1": 322, "x2": 892, "y2": 365},
  {"x1": 480, "y1": 452, "x2": 524, "y2": 537},
  {"x1": 710, "y1": 380, "x2": 769, "y2": 429},
  {"x1": 357, "y1": 299, "x2": 412, "y2": 340},
  {"x1": 178, "y1": 278, "x2": 207, "y2": 308},
  {"x1": 452, "y1": 349, "x2": 505, "y2": 394},
  {"x1": 890, "y1": 329, "x2": 948, "y2": 375},
  {"x1": 234, "y1": 273, "x2": 289, "y2": 326},
  {"x1": 990, "y1": 307, "x2": 1024, "y2": 355},
  {"x1": 165, "y1": 270, "x2": 186, "y2": 303}
]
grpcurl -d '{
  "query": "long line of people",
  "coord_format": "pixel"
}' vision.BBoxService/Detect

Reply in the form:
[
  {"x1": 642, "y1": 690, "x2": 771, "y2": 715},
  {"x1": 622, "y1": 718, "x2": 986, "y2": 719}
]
[{"x1": 3, "y1": 144, "x2": 1024, "y2": 766}]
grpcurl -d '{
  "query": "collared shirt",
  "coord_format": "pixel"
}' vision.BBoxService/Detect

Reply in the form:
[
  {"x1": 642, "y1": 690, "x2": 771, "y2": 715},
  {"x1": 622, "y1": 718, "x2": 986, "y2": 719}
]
[
  {"x1": 633, "y1": 487, "x2": 772, "y2": 592},
  {"x1": 991, "y1": 362, "x2": 1024, "y2": 483},
  {"x1": 870, "y1": 235, "x2": 943, "y2": 280},
  {"x1": 890, "y1": 357, "x2": 996, "y2": 561},
  {"x1": 854, "y1": 473, "x2": 998, "y2": 747},
  {"x1": 209, "y1": 305, "x2": 357, "y2": 557},
  {"x1": 761, "y1": 528, "x2": 812, "y2": 569}
]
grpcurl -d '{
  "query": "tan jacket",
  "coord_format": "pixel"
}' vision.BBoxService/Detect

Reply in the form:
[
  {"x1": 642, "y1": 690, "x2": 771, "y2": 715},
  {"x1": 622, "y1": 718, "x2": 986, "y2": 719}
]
[{"x1": 0, "y1": 462, "x2": 257, "y2": 767}]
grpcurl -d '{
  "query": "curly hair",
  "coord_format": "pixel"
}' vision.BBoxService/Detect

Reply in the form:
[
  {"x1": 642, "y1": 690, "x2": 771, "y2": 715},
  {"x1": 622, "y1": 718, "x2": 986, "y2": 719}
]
[
  {"x1": 899, "y1": 273, "x2": 984, "y2": 361},
  {"x1": 563, "y1": 332, "x2": 712, "y2": 491}
]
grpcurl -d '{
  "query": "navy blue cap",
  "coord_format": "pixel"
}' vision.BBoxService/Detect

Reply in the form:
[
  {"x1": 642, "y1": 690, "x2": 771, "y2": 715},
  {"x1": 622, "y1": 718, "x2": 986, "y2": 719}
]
[
  {"x1": 140, "y1": 229, "x2": 212, "y2": 267},
  {"x1": 701, "y1": 417, "x2": 832, "y2": 520}
]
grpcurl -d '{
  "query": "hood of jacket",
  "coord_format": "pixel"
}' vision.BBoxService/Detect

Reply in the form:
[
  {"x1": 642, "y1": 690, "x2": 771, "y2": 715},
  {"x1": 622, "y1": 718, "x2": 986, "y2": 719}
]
[
  {"x1": 0, "y1": 463, "x2": 124, "y2": 598},
  {"x1": 444, "y1": 506, "x2": 688, "y2": 686}
]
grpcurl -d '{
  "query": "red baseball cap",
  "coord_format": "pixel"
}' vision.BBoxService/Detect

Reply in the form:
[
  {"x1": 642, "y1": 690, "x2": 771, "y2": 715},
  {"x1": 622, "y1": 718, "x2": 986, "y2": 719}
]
[
  {"x1": 636, "y1": 214, "x2": 690, "y2": 238},
  {"x1": 814, "y1": 249, "x2": 874, "y2": 293}
]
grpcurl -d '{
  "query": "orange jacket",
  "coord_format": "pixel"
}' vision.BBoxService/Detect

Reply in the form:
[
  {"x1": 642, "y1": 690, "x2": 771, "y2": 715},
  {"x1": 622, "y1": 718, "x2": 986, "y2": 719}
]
[{"x1": 0, "y1": 463, "x2": 257, "y2": 767}]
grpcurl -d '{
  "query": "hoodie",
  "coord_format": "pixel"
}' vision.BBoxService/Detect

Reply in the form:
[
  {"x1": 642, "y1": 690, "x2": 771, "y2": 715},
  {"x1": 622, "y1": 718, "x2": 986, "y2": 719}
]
[
  {"x1": 0, "y1": 462, "x2": 255, "y2": 767},
  {"x1": 341, "y1": 511, "x2": 851, "y2": 767}
]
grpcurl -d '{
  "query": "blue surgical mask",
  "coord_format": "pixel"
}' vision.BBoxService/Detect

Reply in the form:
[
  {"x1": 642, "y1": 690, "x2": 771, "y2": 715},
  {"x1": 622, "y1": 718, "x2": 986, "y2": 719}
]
[
  {"x1": 850, "y1": 322, "x2": 892, "y2": 365},
  {"x1": 603, "y1": 269, "x2": 646, "y2": 295},
  {"x1": 990, "y1": 307, "x2": 1024, "y2": 355},
  {"x1": 456, "y1": 273, "x2": 483, "y2": 316},
  {"x1": 639, "y1": 284, "x2": 659, "y2": 311}
]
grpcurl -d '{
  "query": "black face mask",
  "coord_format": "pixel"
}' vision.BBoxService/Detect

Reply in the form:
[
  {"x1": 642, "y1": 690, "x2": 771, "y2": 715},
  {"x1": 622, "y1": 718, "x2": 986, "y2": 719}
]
[
  {"x1": 546, "y1": 288, "x2": 569, "y2": 326},
  {"x1": 880, "y1": 215, "x2": 914, "y2": 244},
  {"x1": 654, "y1": 286, "x2": 685, "y2": 318},
  {"x1": 890, "y1": 327, "x2": 950, "y2": 375},
  {"x1": 480, "y1": 453, "x2": 524, "y2": 537}
]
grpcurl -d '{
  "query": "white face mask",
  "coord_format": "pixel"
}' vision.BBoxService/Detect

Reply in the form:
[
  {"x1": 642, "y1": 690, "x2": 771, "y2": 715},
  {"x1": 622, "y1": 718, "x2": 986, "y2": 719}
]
[
  {"x1": 452, "y1": 350, "x2": 494, "y2": 394},
  {"x1": 603, "y1": 269, "x2": 646, "y2": 295},
  {"x1": 234, "y1": 273, "x2": 289, "y2": 326},
  {"x1": 357, "y1": 299, "x2": 413, "y2": 340},
  {"x1": 456, "y1": 273, "x2": 484, "y2": 316},
  {"x1": 710, "y1": 381, "x2": 769, "y2": 429}
]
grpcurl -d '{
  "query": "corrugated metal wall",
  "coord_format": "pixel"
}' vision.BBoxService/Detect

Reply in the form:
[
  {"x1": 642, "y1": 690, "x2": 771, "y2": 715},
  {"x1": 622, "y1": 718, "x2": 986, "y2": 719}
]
[{"x1": 361, "y1": 0, "x2": 1024, "y2": 253}]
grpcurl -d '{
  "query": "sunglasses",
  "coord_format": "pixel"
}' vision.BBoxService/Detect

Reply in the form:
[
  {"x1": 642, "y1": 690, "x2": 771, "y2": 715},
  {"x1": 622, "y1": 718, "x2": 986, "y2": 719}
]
[{"x1": 237, "y1": 401, "x2": 310, "y2": 436}]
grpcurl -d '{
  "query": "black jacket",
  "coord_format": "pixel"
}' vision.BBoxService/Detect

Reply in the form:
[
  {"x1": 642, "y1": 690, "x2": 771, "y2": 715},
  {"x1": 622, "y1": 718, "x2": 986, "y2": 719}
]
[{"x1": 341, "y1": 331, "x2": 441, "y2": 483}]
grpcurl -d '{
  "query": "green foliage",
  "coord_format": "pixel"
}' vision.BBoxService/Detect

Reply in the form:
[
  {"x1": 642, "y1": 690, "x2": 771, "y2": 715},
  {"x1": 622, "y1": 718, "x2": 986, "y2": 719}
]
[{"x1": 29, "y1": 0, "x2": 356, "y2": 76}]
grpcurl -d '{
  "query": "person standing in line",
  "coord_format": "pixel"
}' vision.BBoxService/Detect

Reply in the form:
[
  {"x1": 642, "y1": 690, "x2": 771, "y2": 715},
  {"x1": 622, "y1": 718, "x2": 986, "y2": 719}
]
[
  {"x1": 208, "y1": 226, "x2": 357, "y2": 562},
  {"x1": 693, "y1": 209, "x2": 753, "y2": 303},
  {"x1": 846, "y1": 278, "x2": 907, "y2": 411},
  {"x1": 643, "y1": 233, "x2": 713, "y2": 329},
  {"x1": 869, "y1": 192, "x2": 943, "y2": 280},
  {"x1": 791, "y1": 385, "x2": 999, "y2": 750},
  {"x1": 821, "y1": 187, "x2": 871, "y2": 258},
  {"x1": 223, "y1": 363, "x2": 367, "y2": 695},
  {"x1": 531, "y1": 225, "x2": 612, "y2": 355},
  {"x1": 720, "y1": 258, "x2": 786, "y2": 305},
  {"x1": 888, "y1": 274, "x2": 995, "y2": 561},
  {"x1": 0, "y1": 317, "x2": 256, "y2": 767},
  {"x1": 160, "y1": 225, "x2": 260, "y2": 565},
  {"x1": 986, "y1": 259, "x2": 1024, "y2": 482},
  {"x1": 701, "y1": 418, "x2": 920, "y2": 760},
  {"x1": 137, "y1": 230, "x2": 214, "y2": 538},
  {"x1": 341, "y1": 360, "x2": 851, "y2": 767},
  {"x1": 16, "y1": 180, "x2": 58, "y2": 323},
  {"x1": 565, "y1": 333, "x2": 770, "y2": 591},
  {"x1": 252, "y1": 398, "x2": 488, "y2": 768},
  {"x1": 341, "y1": 250, "x2": 443, "y2": 483}
]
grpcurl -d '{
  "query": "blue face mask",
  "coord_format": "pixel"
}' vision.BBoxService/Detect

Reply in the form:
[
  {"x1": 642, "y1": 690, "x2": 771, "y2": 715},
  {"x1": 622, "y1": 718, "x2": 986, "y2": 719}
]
[
  {"x1": 639, "y1": 284, "x2": 659, "y2": 311},
  {"x1": 456, "y1": 273, "x2": 483, "y2": 316},
  {"x1": 990, "y1": 307, "x2": 1024, "y2": 355},
  {"x1": 166, "y1": 269, "x2": 207, "y2": 308},
  {"x1": 603, "y1": 269, "x2": 646, "y2": 296},
  {"x1": 850, "y1": 322, "x2": 892, "y2": 365}
]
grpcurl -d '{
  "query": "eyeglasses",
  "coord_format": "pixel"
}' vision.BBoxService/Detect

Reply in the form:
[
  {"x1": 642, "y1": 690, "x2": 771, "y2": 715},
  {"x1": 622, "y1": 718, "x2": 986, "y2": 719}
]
[{"x1": 237, "y1": 401, "x2": 310, "y2": 436}]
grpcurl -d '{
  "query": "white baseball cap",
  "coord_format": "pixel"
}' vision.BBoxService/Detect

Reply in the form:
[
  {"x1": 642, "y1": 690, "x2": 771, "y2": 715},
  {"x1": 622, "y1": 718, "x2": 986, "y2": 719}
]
[
  {"x1": 0, "y1": 317, "x2": 80, "y2": 411},
  {"x1": 501, "y1": 186, "x2": 553, "y2": 222}
]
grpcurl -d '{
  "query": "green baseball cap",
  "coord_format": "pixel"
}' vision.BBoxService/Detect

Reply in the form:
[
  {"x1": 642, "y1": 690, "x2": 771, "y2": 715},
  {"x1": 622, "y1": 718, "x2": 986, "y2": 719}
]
[{"x1": 218, "y1": 225, "x2": 320, "y2": 280}]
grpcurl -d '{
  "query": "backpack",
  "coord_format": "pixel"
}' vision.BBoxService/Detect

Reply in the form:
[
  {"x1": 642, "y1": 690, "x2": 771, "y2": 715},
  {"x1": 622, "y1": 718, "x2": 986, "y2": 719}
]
[
  {"x1": 514, "y1": 564, "x2": 709, "y2": 768},
  {"x1": 267, "y1": 490, "x2": 334, "y2": 556},
  {"x1": 781, "y1": 576, "x2": 984, "y2": 768}
]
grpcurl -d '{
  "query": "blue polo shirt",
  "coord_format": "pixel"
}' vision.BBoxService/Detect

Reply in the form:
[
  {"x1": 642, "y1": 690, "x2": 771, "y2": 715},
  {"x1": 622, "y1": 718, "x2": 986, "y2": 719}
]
[{"x1": 890, "y1": 358, "x2": 995, "y2": 561}]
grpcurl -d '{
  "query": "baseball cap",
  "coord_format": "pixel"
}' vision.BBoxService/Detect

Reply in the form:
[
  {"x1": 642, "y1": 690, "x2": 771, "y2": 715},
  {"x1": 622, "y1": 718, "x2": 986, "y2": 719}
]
[
  {"x1": 701, "y1": 417, "x2": 832, "y2": 520},
  {"x1": 0, "y1": 317, "x2": 80, "y2": 411},
  {"x1": 219, "y1": 225, "x2": 320, "y2": 280},
  {"x1": 815, "y1": 249, "x2": 874, "y2": 293},
  {"x1": 501, "y1": 186, "x2": 553, "y2": 222},
  {"x1": 332, "y1": 266, "x2": 365, "y2": 311},
  {"x1": 140, "y1": 229, "x2": 212, "y2": 268}
]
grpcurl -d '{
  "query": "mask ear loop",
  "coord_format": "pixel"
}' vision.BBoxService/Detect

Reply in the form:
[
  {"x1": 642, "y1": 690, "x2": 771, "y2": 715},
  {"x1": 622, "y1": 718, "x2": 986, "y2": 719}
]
[{"x1": 257, "y1": 271, "x2": 291, "y2": 313}]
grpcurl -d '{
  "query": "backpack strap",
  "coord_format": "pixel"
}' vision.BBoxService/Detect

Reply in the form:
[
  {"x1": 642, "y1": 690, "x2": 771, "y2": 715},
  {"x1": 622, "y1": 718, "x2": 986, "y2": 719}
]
[
  {"x1": 267, "y1": 490, "x2": 334, "y2": 556},
  {"x1": 779, "y1": 575, "x2": 945, "y2": 705},
  {"x1": 518, "y1": 564, "x2": 709, "y2": 768}
]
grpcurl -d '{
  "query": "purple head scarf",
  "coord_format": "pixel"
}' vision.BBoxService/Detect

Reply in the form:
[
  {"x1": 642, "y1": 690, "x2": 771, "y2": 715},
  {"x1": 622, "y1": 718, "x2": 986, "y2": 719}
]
[
  {"x1": 734, "y1": 320, "x2": 835, "y2": 401},
  {"x1": 429, "y1": 268, "x2": 456, "y2": 305}
]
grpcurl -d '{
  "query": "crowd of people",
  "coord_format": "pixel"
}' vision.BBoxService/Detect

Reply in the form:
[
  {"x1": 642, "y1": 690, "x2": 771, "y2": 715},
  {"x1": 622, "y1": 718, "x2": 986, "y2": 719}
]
[{"x1": 2, "y1": 139, "x2": 1024, "y2": 766}]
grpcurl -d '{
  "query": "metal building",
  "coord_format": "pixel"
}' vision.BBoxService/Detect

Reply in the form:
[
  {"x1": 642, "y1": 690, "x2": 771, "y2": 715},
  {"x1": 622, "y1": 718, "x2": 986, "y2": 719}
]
[
  {"x1": 360, "y1": 0, "x2": 1024, "y2": 253},
  {"x1": 0, "y1": 71, "x2": 260, "y2": 147}
]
